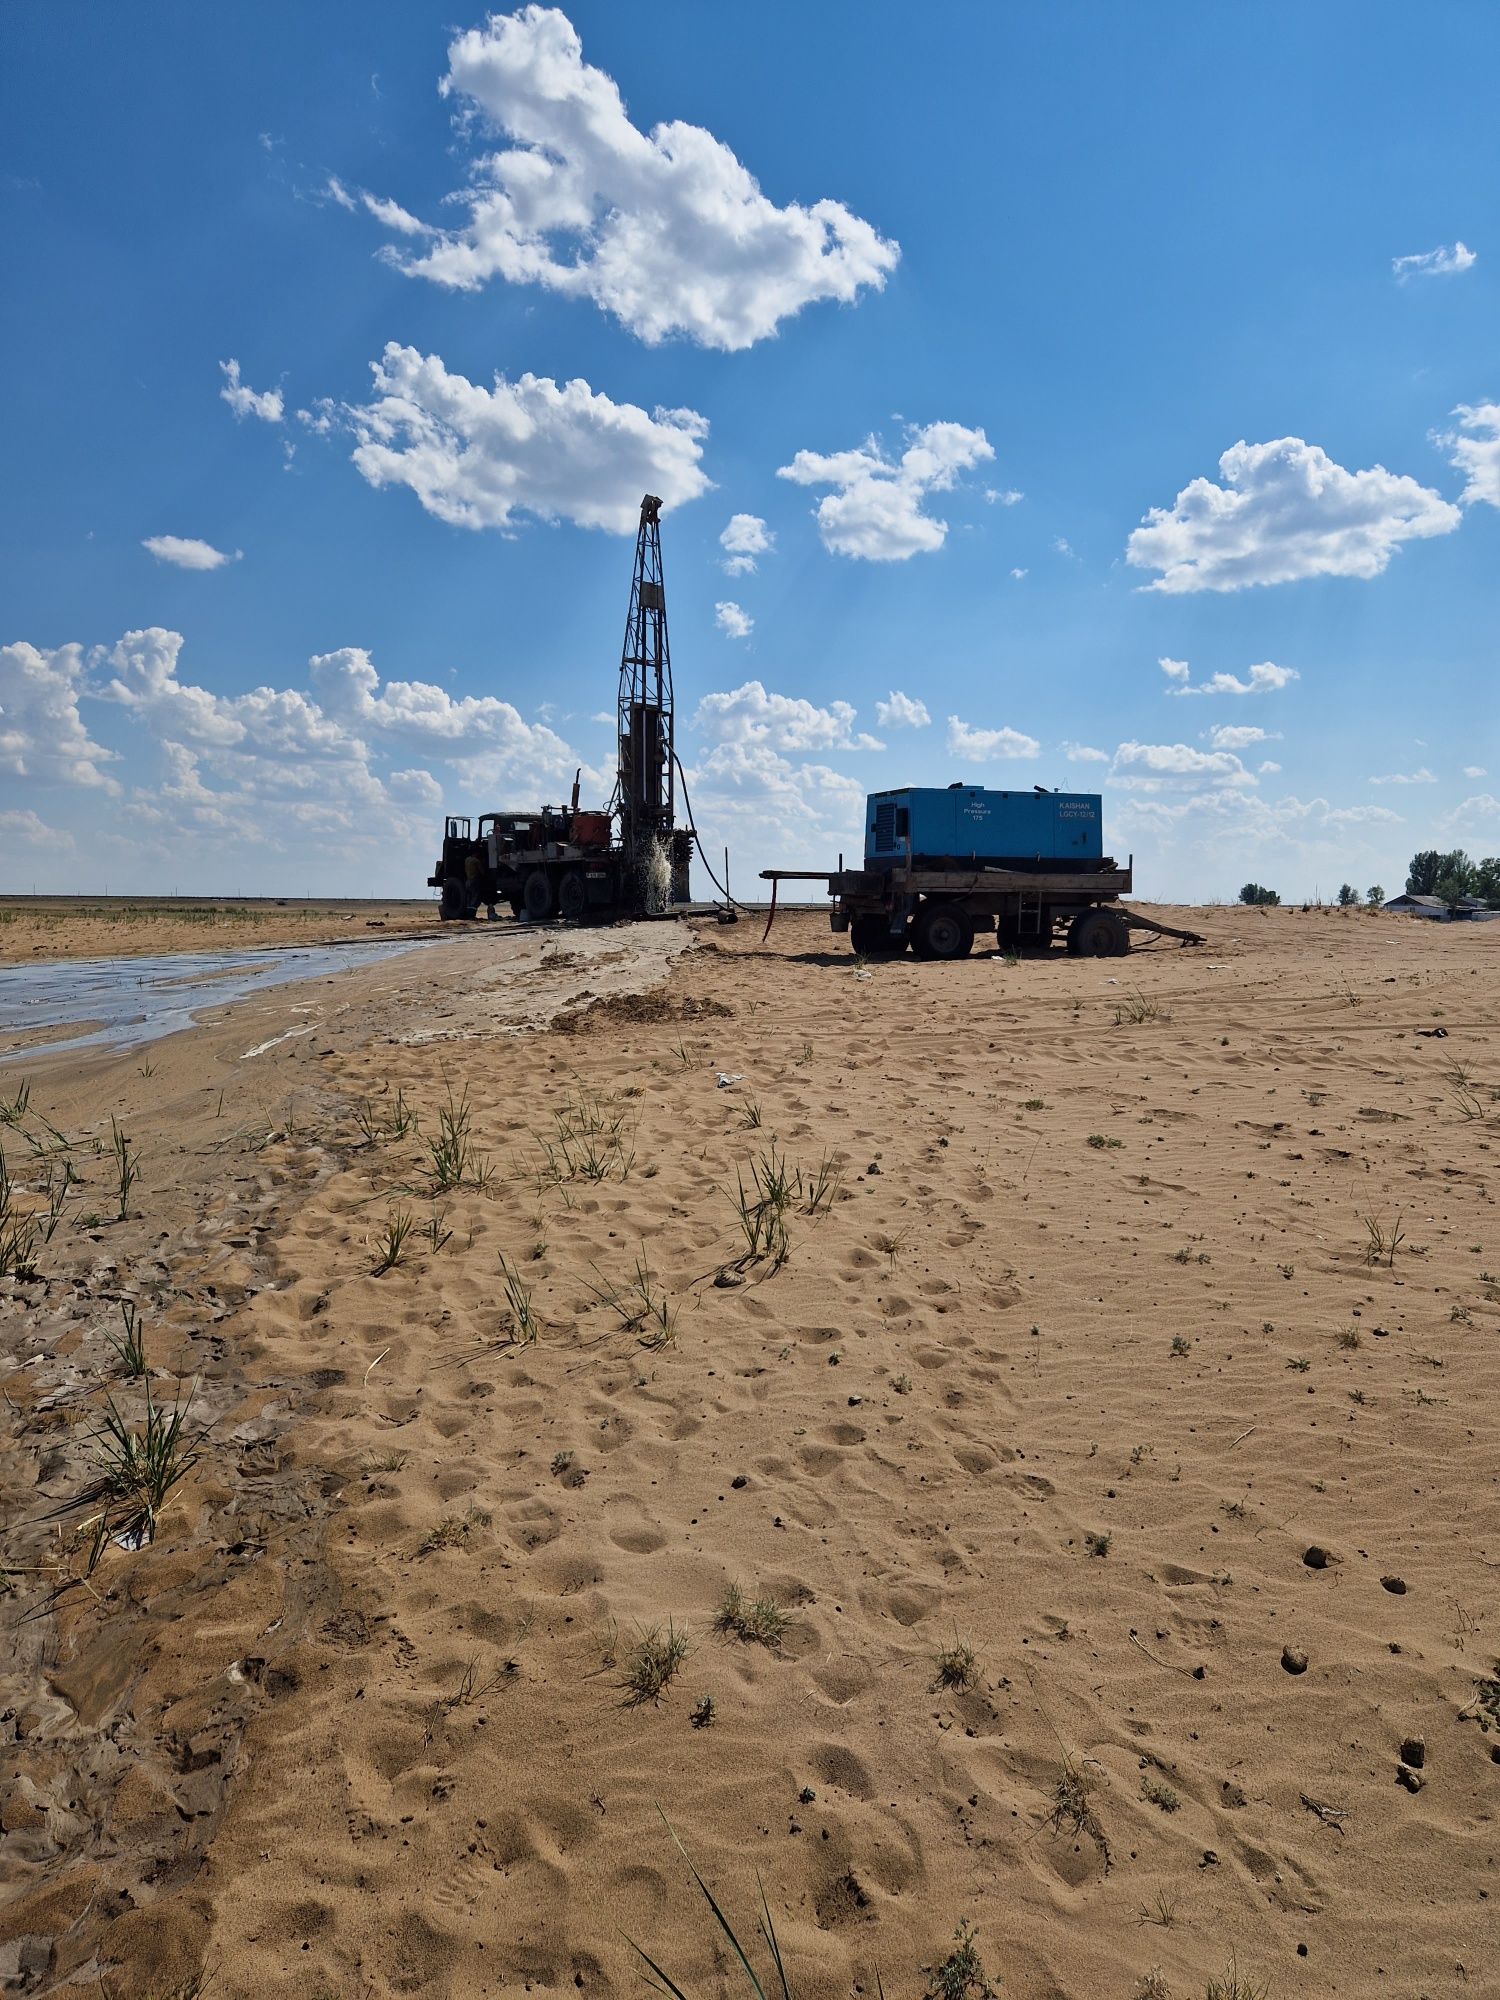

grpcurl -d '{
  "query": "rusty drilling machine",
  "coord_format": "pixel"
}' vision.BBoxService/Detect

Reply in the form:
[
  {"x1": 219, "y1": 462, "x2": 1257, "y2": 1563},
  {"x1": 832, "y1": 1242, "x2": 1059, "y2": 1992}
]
[{"x1": 428, "y1": 495, "x2": 695, "y2": 923}]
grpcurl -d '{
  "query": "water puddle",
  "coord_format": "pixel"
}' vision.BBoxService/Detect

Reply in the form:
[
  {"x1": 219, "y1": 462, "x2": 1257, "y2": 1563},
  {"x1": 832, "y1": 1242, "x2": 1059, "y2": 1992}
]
[{"x1": 0, "y1": 939, "x2": 429, "y2": 1065}]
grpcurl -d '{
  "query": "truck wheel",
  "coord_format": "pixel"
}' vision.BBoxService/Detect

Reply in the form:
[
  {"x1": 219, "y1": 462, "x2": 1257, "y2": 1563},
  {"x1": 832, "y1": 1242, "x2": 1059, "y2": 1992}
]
[
  {"x1": 850, "y1": 914, "x2": 907, "y2": 956},
  {"x1": 1067, "y1": 908, "x2": 1129, "y2": 957},
  {"x1": 439, "y1": 876, "x2": 467, "y2": 920},
  {"x1": 522, "y1": 869, "x2": 556, "y2": 920},
  {"x1": 913, "y1": 903, "x2": 974, "y2": 961},
  {"x1": 557, "y1": 869, "x2": 587, "y2": 922}
]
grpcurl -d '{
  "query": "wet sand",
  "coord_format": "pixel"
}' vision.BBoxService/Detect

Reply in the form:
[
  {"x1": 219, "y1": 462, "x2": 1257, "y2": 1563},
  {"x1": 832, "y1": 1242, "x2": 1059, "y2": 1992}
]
[
  {"x1": 0, "y1": 897, "x2": 436, "y2": 966},
  {"x1": 2, "y1": 904, "x2": 1497, "y2": 1999}
]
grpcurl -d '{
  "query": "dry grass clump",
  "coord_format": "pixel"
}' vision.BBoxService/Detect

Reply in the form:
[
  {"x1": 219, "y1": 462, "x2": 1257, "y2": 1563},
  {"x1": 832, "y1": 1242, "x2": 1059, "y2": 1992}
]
[
  {"x1": 934, "y1": 1636, "x2": 979, "y2": 1690},
  {"x1": 1205, "y1": 1961, "x2": 1268, "y2": 2000},
  {"x1": 715, "y1": 1582, "x2": 787, "y2": 1648},
  {"x1": 1047, "y1": 1752, "x2": 1111, "y2": 1867},
  {"x1": 622, "y1": 1622, "x2": 690, "y2": 1704}
]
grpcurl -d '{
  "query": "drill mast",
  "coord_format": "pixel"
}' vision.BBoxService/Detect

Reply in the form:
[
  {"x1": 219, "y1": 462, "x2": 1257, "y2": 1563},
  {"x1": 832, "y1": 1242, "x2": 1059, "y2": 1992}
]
[{"x1": 616, "y1": 495, "x2": 677, "y2": 891}]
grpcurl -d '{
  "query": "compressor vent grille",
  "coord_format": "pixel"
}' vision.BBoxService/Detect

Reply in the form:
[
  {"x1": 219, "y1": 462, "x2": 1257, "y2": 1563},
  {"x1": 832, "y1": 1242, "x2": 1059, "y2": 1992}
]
[{"x1": 873, "y1": 801, "x2": 897, "y2": 852}]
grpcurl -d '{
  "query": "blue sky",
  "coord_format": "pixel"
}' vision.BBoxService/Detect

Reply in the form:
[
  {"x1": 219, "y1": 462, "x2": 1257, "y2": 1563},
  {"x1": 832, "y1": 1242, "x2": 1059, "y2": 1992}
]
[{"x1": 2, "y1": 1, "x2": 1496, "y2": 901}]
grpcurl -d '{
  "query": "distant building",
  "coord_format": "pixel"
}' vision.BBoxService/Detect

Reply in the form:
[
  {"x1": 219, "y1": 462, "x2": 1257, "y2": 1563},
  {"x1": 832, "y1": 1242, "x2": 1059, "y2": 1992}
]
[{"x1": 1383, "y1": 892, "x2": 1496, "y2": 921}]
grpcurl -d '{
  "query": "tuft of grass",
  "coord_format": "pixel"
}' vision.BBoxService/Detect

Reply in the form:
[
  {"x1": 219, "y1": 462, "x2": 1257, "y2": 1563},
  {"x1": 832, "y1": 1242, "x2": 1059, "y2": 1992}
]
[
  {"x1": 0, "y1": 1151, "x2": 38, "y2": 1279},
  {"x1": 107, "y1": 1299, "x2": 148, "y2": 1378},
  {"x1": 499, "y1": 1253, "x2": 540, "y2": 1342},
  {"x1": 715, "y1": 1582, "x2": 788, "y2": 1649},
  {"x1": 109, "y1": 1116, "x2": 139, "y2": 1221},
  {"x1": 802, "y1": 1151, "x2": 845, "y2": 1215},
  {"x1": 738, "y1": 1098, "x2": 764, "y2": 1130},
  {"x1": 1087, "y1": 1133, "x2": 1123, "y2": 1150},
  {"x1": 1022, "y1": 1098, "x2": 1045, "y2": 1111},
  {"x1": 924, "y1": 1919, "x2": 998, "y2": 2000},
  {"x1": 418, "y1": 1516, "x2": 472, "y2": 1556},
  {"x1": 1047, "y1": 1752, "x2": 1110, "y2": 1866},
  {"x1": 1084, "y1": 1529, "x2": 1112, "y2": 1558},
  {"x1": 588, "y1": 1251, "x2": 678, "y2": 1350},
  {"x1": 1136, "y1": 1889, "x2": 1178, "y2": 1928},
  {"x1": 88, "y1": 1379, "x2": 202, "y2": 1546},
  {"x1": 1141, "y1": 1774, "x2": 1180, "y2": 1812},
  {"x1": 624, "y1": 1812, "x2": 791, "y2": 2000},
  {"x1": 1205, "y1": 1960, "x2": 1268, "y2": 2000},
  {"x1": 1286, "y1": 1355, "x2": 1310, "y2": 1373},
  {"x1": 1358, "y1": 1208, "x2": 1405, "y2": 1268},
  {"x1": 935, "y1": 1635, "x2": 979, "y2": 1690},
  {"x1": 1114, "y1": 988, "x2": 1169, "y2": 1025},
  {"x1": 426, "y1": 1080, "x2": 492, "y2": 1190},
  {"x1": 0, "y1": 1079, "x2": 32, "y2": 1126},
  {"x1": 1170, "y1": 1334, "x2": 1191, "y2": 1357},
  {"x1": 372, "y1": 1207, "x2": 416, "y2": 1275},
  {"x1": 622, "y1": 1621, "x2": 690, "y2": 1704},
  {"x1": 1335, "y1": 1325, "x2": 1361, "y2": 1350}
]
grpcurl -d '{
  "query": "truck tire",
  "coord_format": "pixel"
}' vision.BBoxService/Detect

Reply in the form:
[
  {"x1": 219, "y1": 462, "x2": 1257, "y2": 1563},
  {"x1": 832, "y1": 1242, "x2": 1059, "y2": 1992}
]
[
  {"x1": 557, "y1": 869, "x2": 588, "y2": 922},
  {"x1": 850, "y1": 914, "x2": 907, "y2": 956},
  {"x1": 522, "y1": 868, "x2": 556, "y2": 920},
  {"x1": 1067, "y1": 907, "x2": 1129, "y2": 957},
  {"x1": 439, "y1": 876, "x2": 467, "y2": 920},
  {"x1": 913, "y1": 902, "x2": 974, "y2": 961}
]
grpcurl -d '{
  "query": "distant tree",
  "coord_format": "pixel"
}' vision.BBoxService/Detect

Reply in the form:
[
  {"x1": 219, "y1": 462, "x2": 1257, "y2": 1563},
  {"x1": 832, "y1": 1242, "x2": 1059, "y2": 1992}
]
[
  {"x1": 1336, "y1": 883, "x2": 1358, "y2": 907},
  {"x1": 1473, "y1": 857, "x2": 1500, "y2": 908},
  {"x1": 1406, "y1": 850, "x2": 1441, "y2": 895},
  {"x1": 1239, "y1": 882, "x2": 1280, "y2": 906},
  {"x1": 1434, "y1": 871, "x2": 1473, "y2": 909},
  {"x1": 1366, "y1": 884, "x2": 1384, "y2": 907},
  {"x1": 1407, "y1": 848, "x2": 1474, "y2": 898}
]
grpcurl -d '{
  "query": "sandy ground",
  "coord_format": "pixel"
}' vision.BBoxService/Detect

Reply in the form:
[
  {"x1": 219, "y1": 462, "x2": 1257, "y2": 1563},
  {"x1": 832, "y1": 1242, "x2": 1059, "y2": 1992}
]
[
  {"x1": 0, "y1": 898, "x2": 438, "y2": 965},
  {"x1": 2, "y1": 904, "x2": 1498, "y2": 2000}
]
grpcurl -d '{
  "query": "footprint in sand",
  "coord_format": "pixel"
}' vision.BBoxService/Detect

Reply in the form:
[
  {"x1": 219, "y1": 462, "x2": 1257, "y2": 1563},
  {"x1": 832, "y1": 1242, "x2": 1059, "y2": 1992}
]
[{"x1": 605, "y1": 1500, "x2": 668, "y2": 1554}]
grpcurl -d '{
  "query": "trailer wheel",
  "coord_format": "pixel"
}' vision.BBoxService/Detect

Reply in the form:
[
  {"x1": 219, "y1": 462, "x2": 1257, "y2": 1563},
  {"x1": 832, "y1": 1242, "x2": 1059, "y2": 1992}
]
[
  {"x1": 439, "y1": 876, "x2": 467, "y2": 920},
  {"x1": 913, "y1": 902, "x2": 974, "y2": 961},
  {"x1": 522, "y1": 869, "x2": 556, "y2": 920},
  {"x1": 557, "y1": 869, "x2": 588, "y2": 922},
  {"x1": 1067, "y1": 907, "x2": 1129, "y2": 957},
  {"x1": 849, "y1": 914, "x2": 907, "y2": 956}
]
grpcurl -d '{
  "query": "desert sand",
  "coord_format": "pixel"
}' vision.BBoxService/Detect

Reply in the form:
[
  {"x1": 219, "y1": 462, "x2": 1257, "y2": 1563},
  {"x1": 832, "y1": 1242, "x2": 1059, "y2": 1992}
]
[{"x1": 2, "y1": 903, "x2": 1498, "y2": 2000}]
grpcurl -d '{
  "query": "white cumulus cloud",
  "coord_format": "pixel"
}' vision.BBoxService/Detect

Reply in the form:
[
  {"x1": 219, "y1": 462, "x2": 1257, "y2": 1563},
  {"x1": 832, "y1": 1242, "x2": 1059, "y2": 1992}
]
[
  {"x1": 695, "y1": 680, "x2": 879, "y2": 753},
  {"x1": 1369, "y1": 767, "x2": 1436, "y2": 785},
  {"x1": 1110, "y1": 741, "x2": 1254, "y2": 790},
  {"x1": 1062, "y1": 741, "x2": 1109, "y2": 763},
  {"x1": 719, "y1": 513, "x2": 773, "y2": 576},
  {"x1": 0, "y1": 807, "x2": 69, "y2": 850},
  {"x1": 1392, "y1": 241, "x2": 1476, "y2": 281},
  {"x1": 343, "y1": 343, "x2": 710, "y2": 535},
  {"x1": 1463, "y1": 765, "x2": 1487, "y2": 778},
  {"x1": 778, "y1": 422, "x2": 994, "y2": 561},
  {"x1": 1440, "y1": 402, "x2": 1500, "y2": 509},
  {"x1": 219, "y1": 359, "x2": 284, "y2": 423},
  {"x1": 1207, "y1": 724, "x2": 1278, "y2": 750},
  {"x1": 1166, "y1": 661, "x2": 1299, "y2": 698},
  {"x1": 715, "y1": 601, "x2": 753, "y2": 641},
  {"x1": 0, "y1": 641, "x2": 118, "y2": 790},
  {"x1": 875, "y1": 690, "x2": 930, "y2": 730},
  {"x1": 371, "y1": 6, "x2": 898, "y2": 350},
  {"x1": 946, "y1": 716, "x2": 1040, "y2": 761},
  {"x1": 1126, "y1": 437, "x2": 1460, "y2": 592},
  {"x1": 141, "y1": 535, "x2": 240, "y2": 571}
]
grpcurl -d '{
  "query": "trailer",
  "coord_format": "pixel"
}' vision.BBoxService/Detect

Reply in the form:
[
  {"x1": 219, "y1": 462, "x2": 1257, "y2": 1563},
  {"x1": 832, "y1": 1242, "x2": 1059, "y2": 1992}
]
[{"x1": 761, "y1": 783, "x2": 1204, "y2": 958}]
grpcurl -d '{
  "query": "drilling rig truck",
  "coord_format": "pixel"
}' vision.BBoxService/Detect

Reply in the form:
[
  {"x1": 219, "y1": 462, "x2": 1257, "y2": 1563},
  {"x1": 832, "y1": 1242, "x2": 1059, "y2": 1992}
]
[{"x1": 428, "y1": 495, "x2": 694, "y2": 923}]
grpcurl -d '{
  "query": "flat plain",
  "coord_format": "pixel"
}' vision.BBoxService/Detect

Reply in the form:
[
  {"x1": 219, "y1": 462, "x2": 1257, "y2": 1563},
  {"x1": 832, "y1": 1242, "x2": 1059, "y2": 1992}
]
[{"x1": 1, "y1": 903, "x2": 1497, "y2": 2000}]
